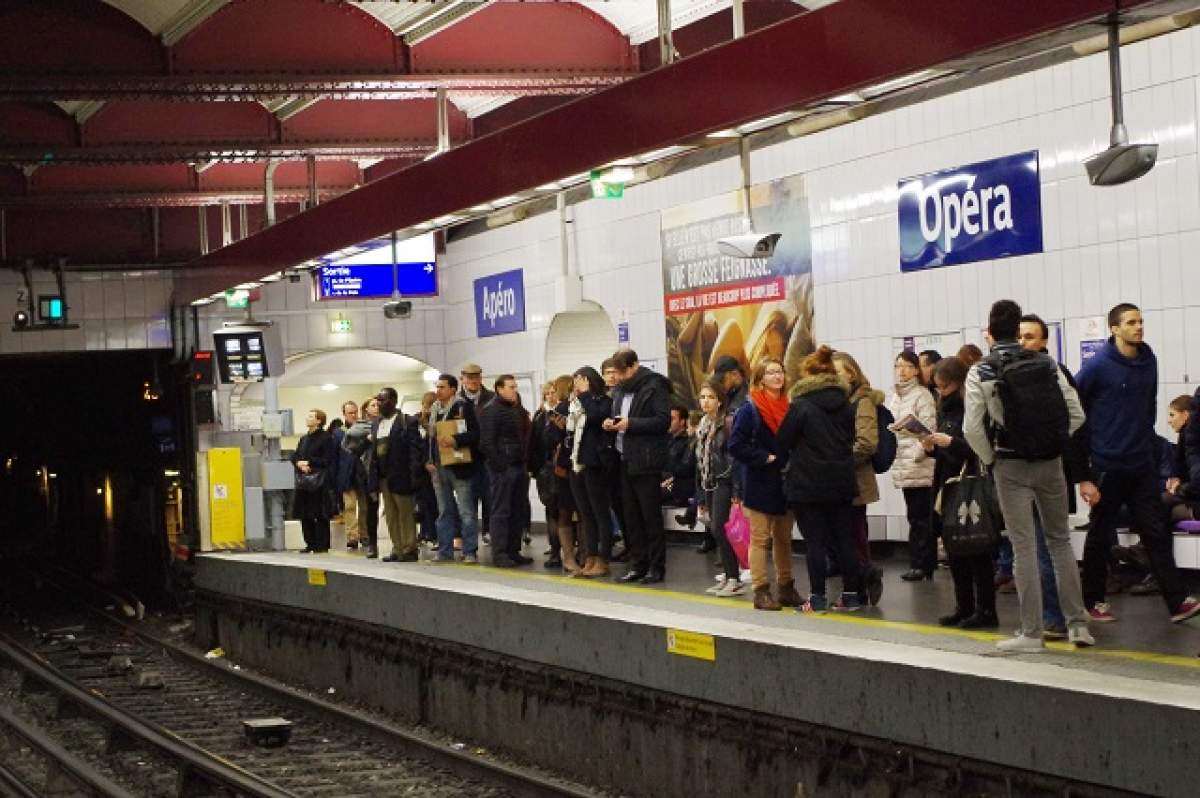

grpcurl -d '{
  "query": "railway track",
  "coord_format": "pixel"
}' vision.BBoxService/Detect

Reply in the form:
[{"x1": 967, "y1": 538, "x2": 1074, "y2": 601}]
[{"x1": 0, "y1": 564, "x2": 602, "y2": 798}]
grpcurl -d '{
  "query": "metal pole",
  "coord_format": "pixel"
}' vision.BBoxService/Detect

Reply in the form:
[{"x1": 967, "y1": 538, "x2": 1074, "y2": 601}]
[
  {"x1": 220, "y1": 202, "x2": 232, "y2": 247},
  {"x1": 306, "y1": 154, "x2": 318, "y2": 206},
  {"x1": 151, "y1": 207, "x2": 160, "y2": 260},
  {"x1": 1106, "y1": 16, "x2": 1128, "y2": 146},
  {"x1": 732, "y1": 0, "x2": 745, "y2": 38},
  {"x1": 197, "y1": 207, "x2": 209, "y2": 255},
  {"x1": 657, "y1": 0, "x2": 674, "y2": 64},
  {"x1": 264, "y1": 159, "x2": 281, "y2": 227},
  {"x1": 238, "y1": 205, "x2": 249, "y2": 241},
  {"x1": 263, "y1": 375, "x2": 285, "y2": 551},
  {"x1": 436, "y1": 86, "x2": 450, "y2": 154},
  {"x1": 739, "y1": 137, "x2": 753, "y2": 225},
  {"x1": 390, "y1": 230, "x2": 400, "y2": 298},
  {"x1": 1, "y1": 209, "x2": 6, "y2": 262}
]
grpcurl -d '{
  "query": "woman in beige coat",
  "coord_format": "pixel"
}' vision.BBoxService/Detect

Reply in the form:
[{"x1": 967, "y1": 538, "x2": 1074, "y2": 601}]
[
  {"x1": 886, "y1": 350, "x2": 938, "y2": 581},
  {"x1": 832, "y1": 351, "x2": 885, "y2": 605}
]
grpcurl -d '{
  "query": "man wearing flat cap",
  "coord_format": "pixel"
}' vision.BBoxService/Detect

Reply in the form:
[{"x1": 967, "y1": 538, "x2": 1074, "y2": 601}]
[{"x1": 459, "y1": 362, "x2": 496, "y2": 546}]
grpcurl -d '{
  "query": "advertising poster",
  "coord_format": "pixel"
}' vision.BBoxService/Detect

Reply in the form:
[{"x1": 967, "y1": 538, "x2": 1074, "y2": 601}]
[{"x1": 660, "y1": 174, "x2": 813, "y2": 407}]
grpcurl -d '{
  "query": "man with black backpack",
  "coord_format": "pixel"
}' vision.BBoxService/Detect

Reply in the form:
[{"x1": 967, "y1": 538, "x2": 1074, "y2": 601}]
[
  {"x1": 964, "y1": 300, "x2": 1093, "y2": 652},
  {"x1": 1074, "y1": 303, "x2": 1200, "y2": 625}
]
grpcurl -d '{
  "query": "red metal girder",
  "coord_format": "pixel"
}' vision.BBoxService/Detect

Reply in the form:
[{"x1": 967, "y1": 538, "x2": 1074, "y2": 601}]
[
  {"x1": 0, "y1": 72, "x2": 636, "y2": 103},
  {"x1": 0, "y1": 102, "x2": 76, "y2": 147},
  {"x1": 0, "y1": 0, "x2": 163, "y2": 75},
  {"x1": 171, "y1": 0, "x2": 396, "y2": 73},
  {"x1": 0, "y1": 141, "x2": 433, "y2": 166},
  {"x1": 363, "y1": 155, "x2": 433, "y2": 184},
  {"x1": 271, "y1": 160, "x2": 361, "y2": 189},
  {"x1": 411, "y1": 1, "x2": 636, "y2": 73},
  {"x1": 85, "y1": 101, "x2": 273, "y2": 146},
  {"x1": 177, "y1": 0, "x2": 1166, "y2": 301},
  {"x1": 3, "y1": 207, "x2": 152, "y2": 261},
  {"x1": 0, "y1": 190, "x2": 337, "y2": 209},
  {"x1": 31, "y1": 164, "x2": 194, "y2": 194},
  {"x1": 283, "y1": 99, "x2": 467, "y2": 144},
  {"x1": 638, "y1": 0, "x2": 808, "y2": 70},
  {"x1": 472, "y1": 96, "x2": 575, "y2": 138}
]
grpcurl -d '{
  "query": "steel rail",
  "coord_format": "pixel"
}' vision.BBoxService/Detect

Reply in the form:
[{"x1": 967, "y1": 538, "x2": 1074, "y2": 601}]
[
  {"x1": 0, "y1": 702, "x2": 137, "y2": 798},
  {"x1": 0, "y1": 633, "x2": 297, "y2": 798}
]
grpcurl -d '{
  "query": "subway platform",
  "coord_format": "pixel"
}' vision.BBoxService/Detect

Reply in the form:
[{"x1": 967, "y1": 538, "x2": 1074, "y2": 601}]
[{"x1": 195, "y1": 541, "x2": 1200, "y2": 797}]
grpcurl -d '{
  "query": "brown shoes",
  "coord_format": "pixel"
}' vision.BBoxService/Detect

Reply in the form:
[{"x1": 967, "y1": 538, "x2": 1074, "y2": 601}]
[
  {"x1": 578, "y1": 557, "x2": 609, "y2": 578},
  {"x1": 776, "y1": 579, "x2": 803, "y2": 608},
  {"x1": 753, "y1": 586, "x2": 781, "y2": 611}
]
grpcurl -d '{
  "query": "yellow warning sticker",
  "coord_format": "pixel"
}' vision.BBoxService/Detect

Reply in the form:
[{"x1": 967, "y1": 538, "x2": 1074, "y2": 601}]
[
  {"x1": 666, "y1": 628, "x2": 715, "y2": 661},
  {"x1": 307, "y1": 569, "x2": 327, "y2": 586}
]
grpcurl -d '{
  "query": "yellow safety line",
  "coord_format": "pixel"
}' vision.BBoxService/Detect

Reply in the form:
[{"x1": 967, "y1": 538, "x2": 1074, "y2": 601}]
[{"x1": 322, "y1": 551, "x2": 1200, "y2": 671}]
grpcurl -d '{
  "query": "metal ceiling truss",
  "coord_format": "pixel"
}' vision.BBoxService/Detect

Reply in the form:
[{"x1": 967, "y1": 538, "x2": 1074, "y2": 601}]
[
  {"x1": 0, "y1": 189, "x2": 338, "y2": 209},
  {"x1": 0, "y1": 142, "x2": 432, "y2": 166},
  {"x1": 0, "y1": 72, "x2": 634, "y2": 103}
]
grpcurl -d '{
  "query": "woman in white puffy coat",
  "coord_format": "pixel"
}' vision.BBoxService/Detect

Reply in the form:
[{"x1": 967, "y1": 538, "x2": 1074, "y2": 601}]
[{"x1": 886, "y1": 350, "x2": 938, "y2": 581}]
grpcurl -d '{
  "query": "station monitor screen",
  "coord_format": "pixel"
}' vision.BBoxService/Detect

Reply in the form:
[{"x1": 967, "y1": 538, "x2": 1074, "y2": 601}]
[{"x1": 214, "y1": 329, "x2": 272, "y2": 383}]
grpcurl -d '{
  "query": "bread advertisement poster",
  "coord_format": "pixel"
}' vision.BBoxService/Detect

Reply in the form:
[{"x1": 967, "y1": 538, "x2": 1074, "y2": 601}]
[{"x1": 661, "y1": 174, "x2": 814, "y2": 407}]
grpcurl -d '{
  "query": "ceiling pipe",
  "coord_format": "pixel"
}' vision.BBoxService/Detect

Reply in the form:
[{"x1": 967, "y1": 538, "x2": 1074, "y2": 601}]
[
  {"x1": 198, "y1": 207, "x2": 209, "y2": 255},
  {"x1": 220, "y1": 202, "x2": 232, "y2": 248},
  {"x1": 732, "y1": 0, "x2": 745, "y2": 38},
  {"x1": 306, "y1": 155, "x2": 318, "y2": 208},
  {"x1": 264, "y1": 159, "x2": 281, "y2": 227},
  {"x1": 436, "y1": 87, "x2": 450, "y2": 155},
  {"x1": 658, "y1": 0, "x2": 675, "y2": 64}
]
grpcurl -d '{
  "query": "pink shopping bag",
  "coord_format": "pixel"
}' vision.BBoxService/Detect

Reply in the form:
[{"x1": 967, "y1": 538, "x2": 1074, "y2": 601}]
[{"x1": 725, "y1": 502, "x2": 750, "y2": 569}]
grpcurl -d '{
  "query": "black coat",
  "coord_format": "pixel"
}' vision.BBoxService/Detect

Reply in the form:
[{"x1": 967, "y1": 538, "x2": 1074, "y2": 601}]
[
  {"x1": 931, "y1": 390, "x2": 975, "y2": 493},
  {"x1": 572, "y1": 391, "x2": 614, "y2": 469},
  {"x1": 479, "y1": 396, "x2": 526, "y2": 470},
  {"x1": 610, "y1": 366, "x2": 672, "y2": 476},
  {"x1": 369, "y1": 413, "x2": 425, "y2": 495},
  {"x1": 428, "y1": 398, "x2": 480, "y2": 477},
  {"x1": 665, "y1": 432, "x2": 696, "y2": 503},
  {"x1": 290, "y1": 428, "x2": 336, "y2": 520},
  {"x1": 776, "y1": 374, "x2": 856, "y2": 504}
]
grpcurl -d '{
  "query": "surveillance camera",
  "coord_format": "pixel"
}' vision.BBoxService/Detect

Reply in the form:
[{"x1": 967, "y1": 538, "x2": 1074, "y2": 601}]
[
  {"x1": 1084, "y1": 143, "x2": 1158, "y2": 186},
  {"x1": 382, "y1": 300, "x2": 412, "y2": 320},
  {"x1": 286, "y1": 270, "x2": 302, "y2": 283},
  {"x1": 716, "y1": 231, "x2": 782, "y2": 259}
]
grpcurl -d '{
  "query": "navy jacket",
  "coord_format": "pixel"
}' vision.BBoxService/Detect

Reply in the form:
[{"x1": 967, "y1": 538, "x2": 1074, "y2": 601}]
[
  {"x1": 1074, "y1": 338, "x2": 1158, "y2": 471},
  {"x1": 729, "y1": 400, "x2": 788, "y2": 515},
  {"x1": 572, "y1": 391, "x2": 614, "y2": 469}
]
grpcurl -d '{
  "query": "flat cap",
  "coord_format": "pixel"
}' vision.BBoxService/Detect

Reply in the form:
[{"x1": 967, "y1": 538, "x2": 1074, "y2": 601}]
[{"x1": 460, "y1": 362, "x2": 483, "y2": 375}]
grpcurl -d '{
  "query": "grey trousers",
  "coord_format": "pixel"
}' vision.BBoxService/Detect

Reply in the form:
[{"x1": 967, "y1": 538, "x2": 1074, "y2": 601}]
[{"x1": 993, "y1": 458, "x2": 1089, "y2": 636}]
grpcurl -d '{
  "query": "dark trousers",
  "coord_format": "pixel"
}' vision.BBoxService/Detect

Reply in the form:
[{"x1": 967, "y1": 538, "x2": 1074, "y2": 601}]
[
  {"x1": 949, "y1": 553, "x2": 996, "y2": 614},
  {"x1": 903, "y1": 486, "x2": 936, "y2": 572},
  {"x1": 488, "y1": 465, "x2": 524, "y2": 560},
  {"x1": 606, "y1": 458, "x2": 626, "y2": 541},
  {"x1": 572, "y1": 466, "x2": 614, "y2": 559},
  {"x1": 1083, "y1": 467, "x2": 1188, "y2": 613},
  {"x1": 473, "y1": 466, "x2": 491, "y2": 538},
  {"x1": 415, "y1": 477, "x2": 439, "y2": 542},
  {"x1": 792, "y1": 501, "x2": 860, "y2": 597},
  {"x1": 706, "y1": 481, "x2": 738, "y2": 580},
  {"x1": 850, "y1": 504, "x2": 872, "y2": 567},
  {"x1": 362, "y1": 491, "x2": 379, "y2": 548},
  {"x1": 620, "y1": 465, "x2": 665, "y2": 573},
  {"x1": 301, "y1": 517, "x2": 330, "y2": 551}
]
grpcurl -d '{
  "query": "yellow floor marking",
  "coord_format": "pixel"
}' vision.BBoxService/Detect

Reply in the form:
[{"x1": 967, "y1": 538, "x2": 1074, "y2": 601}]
[{"x1": 318, "y1": 551, "x2": 1200, "y2": 670}]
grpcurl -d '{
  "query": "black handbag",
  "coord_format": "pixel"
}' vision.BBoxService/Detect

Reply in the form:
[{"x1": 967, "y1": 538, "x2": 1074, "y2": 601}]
[
  {"x1": 937, "y1": 462, "x2": 1002, "y2": 557},
  {"x1": 295, "y1": 469, "x2": 326, "y2": 493}
]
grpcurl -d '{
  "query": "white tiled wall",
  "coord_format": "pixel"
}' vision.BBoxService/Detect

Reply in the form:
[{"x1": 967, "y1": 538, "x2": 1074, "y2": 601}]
[{"x1": 0, "y1": 271, "x2": 172, "y2": 354}]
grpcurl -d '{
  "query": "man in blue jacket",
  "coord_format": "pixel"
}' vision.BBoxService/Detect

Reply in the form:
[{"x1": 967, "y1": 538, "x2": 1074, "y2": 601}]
[{"x1": 1075, "y1": 303, "x2": 1200, "y2": 624}]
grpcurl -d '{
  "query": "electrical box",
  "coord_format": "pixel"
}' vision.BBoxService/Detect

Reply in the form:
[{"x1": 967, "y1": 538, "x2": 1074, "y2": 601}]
[{"x1": 261, "y1": 460, "x2": 295, "y2": 491}]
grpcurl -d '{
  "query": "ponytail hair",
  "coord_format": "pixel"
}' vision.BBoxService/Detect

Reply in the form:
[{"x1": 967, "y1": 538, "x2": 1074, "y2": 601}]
[{"x1": 800, "y1": 345, "x2": 838, "y2": 377}]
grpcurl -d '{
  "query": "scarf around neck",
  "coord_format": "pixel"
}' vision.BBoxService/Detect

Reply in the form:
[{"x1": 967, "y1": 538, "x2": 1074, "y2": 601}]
[{"x1": 750, "y1": 388, "x2": 789, "y2": 433}]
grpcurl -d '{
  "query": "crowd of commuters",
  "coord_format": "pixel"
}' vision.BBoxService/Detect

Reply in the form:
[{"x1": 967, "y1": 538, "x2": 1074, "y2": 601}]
[{"x1": 288, "y1": 299, "x2": 1200, "y2": 651}]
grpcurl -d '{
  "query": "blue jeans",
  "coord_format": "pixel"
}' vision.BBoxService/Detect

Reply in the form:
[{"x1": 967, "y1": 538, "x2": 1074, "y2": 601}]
[
  {"x1": 1033, "y1": 510, "x2": 1065, "y2": 627},
  {"x1": 434, "y1": 467, "x2": 478, "y2": 558},
  {"x1": 997, "y1": 537, "x2": 1014, "y2": 577}
]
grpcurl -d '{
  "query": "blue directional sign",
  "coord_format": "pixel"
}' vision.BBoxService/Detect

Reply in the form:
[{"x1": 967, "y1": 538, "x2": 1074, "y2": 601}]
[{"x1": 317, "y1": 261, "x2": 437, "y2": 299}]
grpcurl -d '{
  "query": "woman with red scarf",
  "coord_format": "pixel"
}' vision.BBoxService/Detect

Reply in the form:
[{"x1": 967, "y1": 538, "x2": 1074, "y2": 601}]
[{"x1": 729, "y1": 357, "x2": 800, "y2": 611}]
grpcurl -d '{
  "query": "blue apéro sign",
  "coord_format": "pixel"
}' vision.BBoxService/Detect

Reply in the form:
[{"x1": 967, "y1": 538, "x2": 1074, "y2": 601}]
[
  {"x1": 318, "y1": 262, "x2": 437, "y2": 299},
  {"x1": 474, "y1": 269, "x2": 526, "y2": 338},
  {"x1": 898, "y1": 151, "x2": 1042, "y2": 272}
]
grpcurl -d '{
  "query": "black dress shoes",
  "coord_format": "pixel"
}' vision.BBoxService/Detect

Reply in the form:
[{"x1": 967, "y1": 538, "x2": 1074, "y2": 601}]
[
  {"x1": 365, "y1": 546, "x2": 378, "y2": 559},
  {"x1": 492, "y1": 555, "x2": 518, "y2": 568},
  {"x1": 900, "y1": 568, "x2": 931, "y2": 582},
  {"x1": 958, "y1": 610, "x2": 999, "y2": 629},
  {"x1": 618, "y1": 570, "x2": 645, "y2": 583},
  {"x1": 639, "y1": 570, "x2": 665, "y2": 584}
]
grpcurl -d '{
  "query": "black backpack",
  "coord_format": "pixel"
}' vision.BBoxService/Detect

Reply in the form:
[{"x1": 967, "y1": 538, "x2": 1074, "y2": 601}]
[
  {"x1": 988, "y1": 349, "x2": 1069, "y2": 460},
  {"x1": 871, "y1": 402, "x2": 898, "y2": 474}
]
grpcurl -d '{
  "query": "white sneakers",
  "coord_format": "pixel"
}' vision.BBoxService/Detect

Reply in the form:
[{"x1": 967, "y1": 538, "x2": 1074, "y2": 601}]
[
  {"x1": 706, "y1": 577, "x2": 746, "y2": 598},
  {"x1": 996, "y1": 634, "x2": 1046, "y2": 653},
  {"x1": 998, "y1": 625, "x2": 1095, "y2": 652}
]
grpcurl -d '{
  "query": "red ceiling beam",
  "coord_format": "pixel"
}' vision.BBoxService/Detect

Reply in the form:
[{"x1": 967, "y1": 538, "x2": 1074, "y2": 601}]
[
  {"x1": 177, "y1": 0, "x2": 1167, "y2": 303},
  {"x1": 0, "y1": 71, "x2": 636, "y2": 103},
  {"x1": 0, "y1": 141, "x2": 433, "y2": 166}
]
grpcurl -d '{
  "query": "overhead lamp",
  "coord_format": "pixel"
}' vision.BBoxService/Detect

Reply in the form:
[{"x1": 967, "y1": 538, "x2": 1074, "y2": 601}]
[
  {"x1": 707, "y1": 128, "x2": 739, "y2": 139},
  {"x1": 320, "y1": 383, "x2": 339, "y2": 392},
  {"x1": 260, "y1": 272, "x2": 283, "y2": 283},
  {"x1": 468, "y1": 203, "x2": 493, "y2": 212},
  {"x1": 736, "y1": 111, "x2": 802, "y2": 134},
  {"x1": 860, "y1": 68, "x2": 950, "y2": 98},
  {"x1": 786, "y1": 106, "x2": 869, "y2": 138},
  {"x1": 235, "y1": 282, "x2": 261, "y2": 290},
  {"x1": 634, "y1": 145, "x2": 694, "y2": 163},
  {"x1": 1072, "y1": 10, "x2": 1200, "y2": 56},
  {"x1": 486, "y1": 206, "x2": 529, "y2": 229},
  {"x1": 423, "y1": 368, "x2": 440, "y2": 383}
]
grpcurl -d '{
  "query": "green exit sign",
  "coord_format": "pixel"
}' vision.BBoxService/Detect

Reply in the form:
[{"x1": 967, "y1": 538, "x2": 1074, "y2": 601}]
[
  {"x1": 330, "y1": 318, "x2": 352, "y2": 333},
  {"x1": 590, "y1": 169, "x2": 624, "y2": 199},
  {"x1": 224, "y1": 289, "x2": 250, "y2": 309}
]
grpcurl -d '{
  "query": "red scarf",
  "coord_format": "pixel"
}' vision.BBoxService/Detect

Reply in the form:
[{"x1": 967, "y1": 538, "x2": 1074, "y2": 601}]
[{"x1": 750, "y1": 388, "x2": 789, "y2": 433}]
